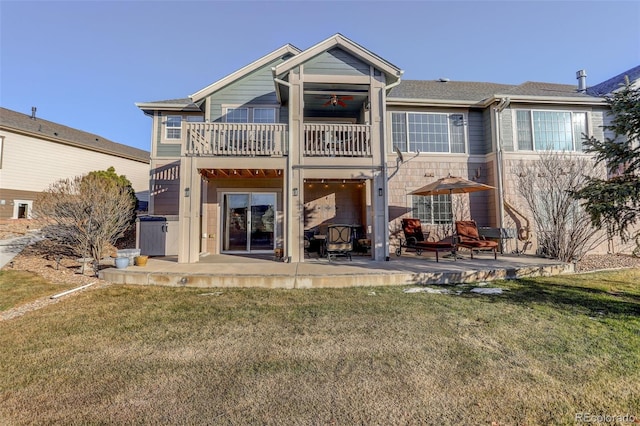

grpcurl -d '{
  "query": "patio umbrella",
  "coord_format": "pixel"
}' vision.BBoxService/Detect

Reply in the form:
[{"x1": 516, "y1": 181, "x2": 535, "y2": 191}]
[{"x1": 410, "y1": 175, "x2": 495, "y2": 243}]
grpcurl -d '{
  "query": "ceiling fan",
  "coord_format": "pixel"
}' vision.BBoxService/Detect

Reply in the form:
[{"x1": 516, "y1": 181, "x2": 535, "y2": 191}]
[{"x1": 321, "y1": 94, "x2": 353, "y2": 108}]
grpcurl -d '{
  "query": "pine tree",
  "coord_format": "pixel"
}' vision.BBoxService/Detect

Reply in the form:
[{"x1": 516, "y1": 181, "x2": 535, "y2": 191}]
[{"x1": 572, "y1": 79, "x2": 640, "y2": 249}]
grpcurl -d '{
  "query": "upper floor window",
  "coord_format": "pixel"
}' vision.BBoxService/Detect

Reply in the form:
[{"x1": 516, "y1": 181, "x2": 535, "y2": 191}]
[
  {"x1": 392, "y1": 112, "x2": 466, "y2": 153},
  {"x1": 515, "y1": 110, "x2": 588, "y2": 151},
  {"x1": 412, "y1": 194, "x2": 451, "y2": 225},
  {"x1": 254, "y1": 108, "x2": 276, "y2": 123},
  {"x1": 225, "y1": 107, "x2": 276, "y2": 123},
  {"x1": 226, "y1": 108, "x2": 249, "y2": 123},
  {"x1": 165, "y1": 115, "x2": 182, "y2": 139}
]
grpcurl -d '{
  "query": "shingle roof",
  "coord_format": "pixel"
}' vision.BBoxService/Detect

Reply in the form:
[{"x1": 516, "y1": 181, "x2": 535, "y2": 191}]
[
  {"x1": 0, "y1": 107, "x2": 149, "y2": 163},
  {"x1": 586, "y1": 65, "x2": 640, "y2": 96},
  {"x1": 388, "y1": 79, "x2": 594, "y2": 103},
  {"x1": 137, "y1": 98, "x2": 198, "y2": 107},
  {"x1": 388, "y1": 80, "x2": 514, "y2": 102},
  {"x1": 502, "y1": 81, "x2": 592, "y2": 98}
]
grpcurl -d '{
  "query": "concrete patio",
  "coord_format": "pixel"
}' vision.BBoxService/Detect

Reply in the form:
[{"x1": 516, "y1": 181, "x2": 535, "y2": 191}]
[{"x1": 100, "y1": 251, "x2": 574, "y2": 289}]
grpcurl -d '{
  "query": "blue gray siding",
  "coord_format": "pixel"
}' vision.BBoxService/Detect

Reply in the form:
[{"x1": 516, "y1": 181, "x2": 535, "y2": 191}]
[
  {"x1": 591, "y1": 108, "x2": 606, "y2": 141},
  {"x1": 468, "y1": 110, "x2": 486, "y2": 155},
  {"x1": 209, "y1": 58, "x2": 285, "y2": 123},
  {"x1": 304, "y1": 48, "x2": 370, "y2": 76},
  {"x1": 482, "y1": 109, "x2": 494, "y2": 154},
  {"x1": 155, "y1": 112, "x2": 182, "y2": 157}
]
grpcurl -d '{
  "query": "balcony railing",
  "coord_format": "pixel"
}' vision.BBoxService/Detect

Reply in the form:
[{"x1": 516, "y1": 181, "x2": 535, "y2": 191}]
[
  {"x1": 183, "y1": 122, "x2": 371, "y2": 158},
  {"x1": 304, "y1": 124, "x2": 371, "y2": 157},
  {"x1": 185, "y1": 123, "x2": 288, "y2": 156}
]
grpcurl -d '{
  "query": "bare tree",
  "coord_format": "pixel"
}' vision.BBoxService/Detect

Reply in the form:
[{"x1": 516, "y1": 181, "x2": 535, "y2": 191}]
[
  {"x1": 513, "y1": 151, "x2": 606, "y2": 262},
  {"x1": 34, "y1": 172, "x2": 136, "y2": 265}
]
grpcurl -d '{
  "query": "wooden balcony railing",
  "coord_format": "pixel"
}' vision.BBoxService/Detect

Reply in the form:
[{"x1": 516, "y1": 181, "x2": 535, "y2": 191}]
[
  {"x1": 185, "y1": 123, "x2": 288, "y2": 156},
  {"x1": 183, "y1": 122, "x2": 371, "y2": 158},
  {"x1": 304, "y1": 123, "x2": 371, "y2": 157}
]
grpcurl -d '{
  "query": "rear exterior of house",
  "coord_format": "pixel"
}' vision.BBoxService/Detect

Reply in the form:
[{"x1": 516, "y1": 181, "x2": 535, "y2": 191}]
[
  {"x1": 137, "y1": 34, "x2": 629, "y2": 264},
  {"x1": 0, "y1": 107, "x2": 150, "y2": 220}
]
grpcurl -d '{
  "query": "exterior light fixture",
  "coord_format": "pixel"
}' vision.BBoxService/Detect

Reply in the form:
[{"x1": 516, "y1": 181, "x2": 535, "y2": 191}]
[
  {"x1": 292, "y1": 188, "x2": 298, "y2": 196},
  {"x1": 378, "y1": 188, "x2": 383, "y2": 196},
  {"x1": 184, "y1": 187, "x2": 190, "y2": 198}
]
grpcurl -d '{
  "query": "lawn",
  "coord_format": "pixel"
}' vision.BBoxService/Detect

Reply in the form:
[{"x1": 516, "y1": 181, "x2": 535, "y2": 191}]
[
  {"x1": 1, "y1": 269, "x2": 639, "y2": 425},
  {"x1": 0, "y1": 270, "x2": 74, "y2": 311}
]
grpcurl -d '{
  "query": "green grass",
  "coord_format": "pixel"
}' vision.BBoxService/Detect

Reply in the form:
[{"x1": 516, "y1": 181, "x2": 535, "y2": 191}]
[
  {"x1": 0, "y1": 270, "x2": 74, "y2": 311},
  {"x1": 0, "y1": 269, "x2": 639, "y2": 425}
]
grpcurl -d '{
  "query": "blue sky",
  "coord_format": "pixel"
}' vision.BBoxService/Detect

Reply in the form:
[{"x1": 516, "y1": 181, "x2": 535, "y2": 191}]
[{"x1": 1, "y1": 0, "x2": 639, "y2": 152}]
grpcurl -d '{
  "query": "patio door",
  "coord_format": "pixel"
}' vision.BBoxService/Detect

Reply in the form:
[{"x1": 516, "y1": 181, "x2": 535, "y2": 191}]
[{"x1": 222, "y1": 192, "x2": 276, "y2": 253}]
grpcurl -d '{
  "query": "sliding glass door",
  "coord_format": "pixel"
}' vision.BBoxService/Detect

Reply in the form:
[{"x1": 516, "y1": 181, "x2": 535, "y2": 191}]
[{"x1": 223, "y1": 192, "x2": 276, "y2": 253}]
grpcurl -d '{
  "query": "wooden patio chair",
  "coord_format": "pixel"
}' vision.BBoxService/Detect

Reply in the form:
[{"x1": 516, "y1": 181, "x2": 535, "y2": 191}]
[{"x1": 455, "y1": 220, "x2": 498, "y2": 259}]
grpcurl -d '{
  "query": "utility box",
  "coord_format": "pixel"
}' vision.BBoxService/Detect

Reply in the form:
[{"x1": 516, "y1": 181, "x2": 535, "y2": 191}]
[{"x1": 136, "y1": 215, "x2": 179, "y2": 256}]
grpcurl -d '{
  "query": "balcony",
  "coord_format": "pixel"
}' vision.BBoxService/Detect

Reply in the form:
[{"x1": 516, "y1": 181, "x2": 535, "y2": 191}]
[
  {"x1": 304, "y1": 123, "x2": 371, "y2": 157},
  {"x1": 185, "y1": 123, "x2": 288, "y2": 156},
  {"x1": 183, "y1": 122, "x2": 371, "y2": 158}
]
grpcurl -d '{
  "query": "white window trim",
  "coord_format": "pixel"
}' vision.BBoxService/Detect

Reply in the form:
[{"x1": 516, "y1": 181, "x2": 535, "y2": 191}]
[
  {"x1": 13, "y1": 199, "x2": 33, "y2": 219},
  {"x1": 512, "y1": 109, "x2": 590, "y2": 152},
  {"x1": 410, "y1": 194, "x2": 452, "y2": 225},
  {"x1": 165, "y1": 115, "x2": 182, "y2": 140},
  {"x1": 391, "y1": 111, "x2": 468, "y2": 154}
]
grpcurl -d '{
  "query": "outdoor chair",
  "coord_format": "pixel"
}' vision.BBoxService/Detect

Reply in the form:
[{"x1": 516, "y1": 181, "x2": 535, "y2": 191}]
[
  {"x1": 325, "y1": 224, "x2": 353, "y2": 261},
  {"x1": 396, "y1": 218, "x2": 456, "y2": 262},
  {"x1": 455, "y1": 220, "x2": 498, "y2": 259}
]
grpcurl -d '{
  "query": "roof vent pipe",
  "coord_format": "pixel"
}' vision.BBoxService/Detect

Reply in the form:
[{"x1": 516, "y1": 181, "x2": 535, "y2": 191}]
[
  {"x1": 576, "y1": 69, "x2": 587, "y2": 92},
  {"x1": 31, "y1": 106, "x2": 37, "y2": 120}
]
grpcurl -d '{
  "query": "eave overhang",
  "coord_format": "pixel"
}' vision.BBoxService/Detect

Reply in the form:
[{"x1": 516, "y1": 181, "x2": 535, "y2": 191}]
[{"x1": 135, "y1": 102, "x2": 203, "y2": 116}]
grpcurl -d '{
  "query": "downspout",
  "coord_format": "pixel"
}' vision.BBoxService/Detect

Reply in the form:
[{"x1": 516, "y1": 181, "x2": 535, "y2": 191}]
[
  {"x1": 494, "y1": 97, "x2": 510, "y2": 236},
  {"x1": 274, "y1": 75, "x2": 294, "y2": 261},
  {"x1": 380, "y1": 73, "x2": 403, "y2": 260}
]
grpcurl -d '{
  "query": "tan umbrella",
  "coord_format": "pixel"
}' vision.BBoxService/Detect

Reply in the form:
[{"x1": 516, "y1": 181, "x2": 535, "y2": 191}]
[
  {"x1": 410, "y1": 175, "x2": 495, "y2": 197},
  {"x1": 410, "y1": 175, "x2": 495, "y2": 242}
]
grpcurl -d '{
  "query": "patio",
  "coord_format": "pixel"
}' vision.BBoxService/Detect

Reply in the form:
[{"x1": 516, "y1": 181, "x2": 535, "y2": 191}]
[{"x1": 99, "y1": 251, "x2": 574, "y2": 289}]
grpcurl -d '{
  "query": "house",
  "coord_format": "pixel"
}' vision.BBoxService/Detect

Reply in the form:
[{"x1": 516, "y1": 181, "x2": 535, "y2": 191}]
[
  {"x1": 0, "y1": 107, "x2": 150, "y2": 220},
  {"x1": 136, "y1": 33, "x2": 634, "y2": 264}
]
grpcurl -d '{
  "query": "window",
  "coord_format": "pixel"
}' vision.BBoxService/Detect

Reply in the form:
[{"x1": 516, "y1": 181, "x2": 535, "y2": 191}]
[
  {"x1": 226, "y1": 108, "x2": 248, "y2": 123},
  {"x1": 412, "y1": 194, "x2": 451, "y2": 225},
  {"x1": 254, "y1": 108, "x2": 276, "y2": 123},
  {"x1": 515, "y1": 110, "x2": 588, "y2": 151},
  {"x1": 225, "y1": 107, "x2": 277, "y2": 123},
  {"x1": 165, "y1": 116, "x2": 182, "y2": 139},
  {"x1": 392, "y1": 112, "x2": 466, "y2": 153}
]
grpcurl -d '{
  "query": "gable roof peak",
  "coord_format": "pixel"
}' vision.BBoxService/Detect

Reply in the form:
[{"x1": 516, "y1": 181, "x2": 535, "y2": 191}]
[
  {"x1": 274, "y1": 33, "x2": 403, "y2": 82},
  {"x1": 189, "y1": 43, "x2": 301, "y2": 101}
]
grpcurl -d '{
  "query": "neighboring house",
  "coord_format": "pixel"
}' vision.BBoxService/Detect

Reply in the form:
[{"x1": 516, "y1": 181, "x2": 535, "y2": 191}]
[
  {"x1": 0, "y1": 107, "x2": 150, "y2": 220},
  {"x1": 586, "y1": 65, "x2": 640, "y2": 96},
  {"x1": 136, "y1": 33, "x2": 637, "y2": 263}
]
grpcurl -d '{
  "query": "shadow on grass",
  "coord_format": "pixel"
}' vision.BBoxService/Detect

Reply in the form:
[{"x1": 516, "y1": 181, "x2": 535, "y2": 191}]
[{"x1": 493, "y1": 278, "x2": 640, "y2": 318}]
